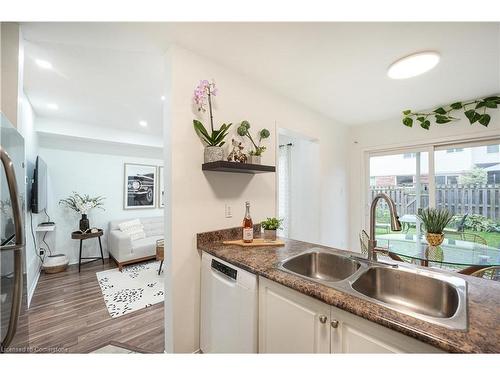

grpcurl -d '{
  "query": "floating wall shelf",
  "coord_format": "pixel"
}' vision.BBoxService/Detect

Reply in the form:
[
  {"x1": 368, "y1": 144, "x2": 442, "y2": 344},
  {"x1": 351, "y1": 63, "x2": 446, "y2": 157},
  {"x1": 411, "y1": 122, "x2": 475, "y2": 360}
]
[{"x1": 202, "y1": 161, "x2": 276, "y2": 174}]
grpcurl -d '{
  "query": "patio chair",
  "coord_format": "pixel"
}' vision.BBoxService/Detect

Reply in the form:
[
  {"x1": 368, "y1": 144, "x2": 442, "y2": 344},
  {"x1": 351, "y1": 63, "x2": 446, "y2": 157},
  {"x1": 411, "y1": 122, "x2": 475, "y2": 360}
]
[
  {"x1": 461, "y1": 233, "x2": 487, "y2": 245},
  {"x1": 471, "y1": 266, "x2": 500, "y2": 281},
  {"x1": 444, "y1": 213, "x2": 468, "y2": 236}
]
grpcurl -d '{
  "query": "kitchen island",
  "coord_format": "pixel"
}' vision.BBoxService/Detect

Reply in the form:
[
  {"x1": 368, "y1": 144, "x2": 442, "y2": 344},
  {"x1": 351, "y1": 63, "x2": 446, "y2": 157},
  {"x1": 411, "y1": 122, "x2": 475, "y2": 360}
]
[{"x1": 197, "y1": 226, "x2": 500, "y2": 353}]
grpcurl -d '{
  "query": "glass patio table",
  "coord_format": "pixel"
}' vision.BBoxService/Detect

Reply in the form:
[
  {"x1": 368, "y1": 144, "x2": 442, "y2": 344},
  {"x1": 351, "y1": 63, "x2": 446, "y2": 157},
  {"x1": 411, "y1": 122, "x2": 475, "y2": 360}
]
[{"x1": 375, "y1": 233, "x2": 500, "y2": 275}]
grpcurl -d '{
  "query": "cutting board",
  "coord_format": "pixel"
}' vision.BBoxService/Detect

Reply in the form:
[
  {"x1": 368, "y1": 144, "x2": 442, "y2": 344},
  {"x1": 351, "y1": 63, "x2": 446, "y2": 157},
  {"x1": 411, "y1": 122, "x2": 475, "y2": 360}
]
[{"x1": 222, "y1": 238, "x2": 285, "y2": 247}]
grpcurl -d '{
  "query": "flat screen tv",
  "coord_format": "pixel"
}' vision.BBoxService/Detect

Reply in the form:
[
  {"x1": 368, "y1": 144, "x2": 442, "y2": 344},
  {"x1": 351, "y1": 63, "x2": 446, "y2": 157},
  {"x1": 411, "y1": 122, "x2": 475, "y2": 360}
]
[{"x1": 31, "y1": 156, "x2": 47, "y2": 214}]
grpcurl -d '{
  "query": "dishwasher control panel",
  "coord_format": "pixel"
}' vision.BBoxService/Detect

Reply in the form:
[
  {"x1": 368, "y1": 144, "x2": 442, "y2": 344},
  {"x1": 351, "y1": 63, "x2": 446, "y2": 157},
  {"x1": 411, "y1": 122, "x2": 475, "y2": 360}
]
[{"x1": 211, "y1": 259, "x2": 237, "y2": 280}]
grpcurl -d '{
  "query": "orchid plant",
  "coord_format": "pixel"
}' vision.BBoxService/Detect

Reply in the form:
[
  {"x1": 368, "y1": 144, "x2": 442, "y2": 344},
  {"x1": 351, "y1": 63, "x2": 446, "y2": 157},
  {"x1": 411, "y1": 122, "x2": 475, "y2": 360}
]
[
  {"x1": 59, "y1": 192, "x2": 105, "y2": 215},
  {"x1": 237, "y1": 121, "x2": 270, "y2": 156},
  {"x1": 193, "y1": 79, "x2": 231, "y2": 147}
]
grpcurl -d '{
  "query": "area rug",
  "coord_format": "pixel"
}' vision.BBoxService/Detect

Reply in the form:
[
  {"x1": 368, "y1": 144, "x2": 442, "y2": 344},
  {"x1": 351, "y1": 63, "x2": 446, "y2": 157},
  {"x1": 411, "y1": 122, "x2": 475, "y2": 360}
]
[{"x1": 96, "y1": 261, "x2": 164, "y2": 318}]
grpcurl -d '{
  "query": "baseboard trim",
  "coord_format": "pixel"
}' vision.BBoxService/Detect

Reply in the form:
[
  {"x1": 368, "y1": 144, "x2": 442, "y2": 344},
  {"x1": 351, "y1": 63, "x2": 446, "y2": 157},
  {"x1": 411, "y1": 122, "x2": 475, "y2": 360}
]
[{"x1": 27, "y1": 267, "x2": 41, "y2": 308}]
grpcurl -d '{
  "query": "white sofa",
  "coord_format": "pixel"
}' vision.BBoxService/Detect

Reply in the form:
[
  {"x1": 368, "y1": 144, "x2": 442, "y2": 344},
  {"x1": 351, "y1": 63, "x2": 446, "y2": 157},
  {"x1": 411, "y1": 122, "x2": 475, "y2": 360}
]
[{"x1": 108, "y1": 216, "x2": 164, "y2": 270}]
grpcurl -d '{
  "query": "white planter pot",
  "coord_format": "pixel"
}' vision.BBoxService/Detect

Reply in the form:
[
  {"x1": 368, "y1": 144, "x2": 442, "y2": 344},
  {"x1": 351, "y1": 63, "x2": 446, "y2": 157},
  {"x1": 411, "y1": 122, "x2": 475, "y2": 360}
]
[
  {"x1": 249, "y1": 155, "x2": 261, "y2": 165},
  {"x1": 204, "y1": 146, "x2": 224, "y2": 163}
]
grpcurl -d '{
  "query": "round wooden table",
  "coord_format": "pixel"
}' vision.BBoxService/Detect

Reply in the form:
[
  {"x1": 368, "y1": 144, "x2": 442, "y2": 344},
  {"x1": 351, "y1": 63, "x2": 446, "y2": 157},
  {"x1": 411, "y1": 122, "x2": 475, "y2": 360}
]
[{"x1": 71, "y1": 229, "x2": 104, "y2": 272}]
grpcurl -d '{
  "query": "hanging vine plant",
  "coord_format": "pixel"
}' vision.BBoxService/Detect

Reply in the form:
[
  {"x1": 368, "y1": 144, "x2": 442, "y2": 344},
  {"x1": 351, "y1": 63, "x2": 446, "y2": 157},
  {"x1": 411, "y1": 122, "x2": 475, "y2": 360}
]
[{"x1": 402, "y1": 95, "x2": 500, "y2": 130}]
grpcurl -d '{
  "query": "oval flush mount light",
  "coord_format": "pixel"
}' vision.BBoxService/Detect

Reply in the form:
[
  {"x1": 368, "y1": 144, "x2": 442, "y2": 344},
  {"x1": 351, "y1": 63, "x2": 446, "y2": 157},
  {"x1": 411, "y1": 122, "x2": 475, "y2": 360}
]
[{"x1": 388, "y1": 51, "x2": 440, "y2": 79}]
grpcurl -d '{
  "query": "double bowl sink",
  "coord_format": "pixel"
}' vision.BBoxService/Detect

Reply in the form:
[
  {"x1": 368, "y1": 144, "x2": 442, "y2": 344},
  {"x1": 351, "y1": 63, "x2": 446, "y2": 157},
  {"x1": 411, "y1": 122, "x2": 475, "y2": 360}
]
[{"x1": 277, "y1": 248, "x2": 467, "y2": 330}]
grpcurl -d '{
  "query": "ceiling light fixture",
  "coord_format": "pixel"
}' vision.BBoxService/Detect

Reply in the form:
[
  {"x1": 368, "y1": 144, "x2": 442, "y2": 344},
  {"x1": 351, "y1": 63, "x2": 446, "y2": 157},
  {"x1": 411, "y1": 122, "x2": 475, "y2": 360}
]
[
  {"x1": 35, "y1": 59, "x2": 53, "y2": 70},
  {"x1": 387, "y1": 51, "x2": 440, "y2": 79},
  {"x1": 139, "y1": 120, "x2": 148, "y2": 127},
  {"x1": 47, "y1": 103, "x2": 58, "y2": 110},
  {"x1": 161, "y1": 96, "x2": 166, "y2": 101}
]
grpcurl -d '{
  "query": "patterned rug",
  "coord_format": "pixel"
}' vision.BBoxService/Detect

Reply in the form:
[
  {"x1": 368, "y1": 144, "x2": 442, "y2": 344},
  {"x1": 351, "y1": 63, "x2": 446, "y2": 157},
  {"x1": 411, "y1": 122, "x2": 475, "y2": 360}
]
[{"x1": 96, "y1": 261, "x2": 164, "y2": 318}]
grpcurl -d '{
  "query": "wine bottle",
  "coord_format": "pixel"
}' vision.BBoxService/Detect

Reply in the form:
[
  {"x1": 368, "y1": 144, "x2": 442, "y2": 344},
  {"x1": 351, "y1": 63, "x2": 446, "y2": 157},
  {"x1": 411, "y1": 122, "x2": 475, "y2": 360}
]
[{"x1": 242, "y1": 201, "x2": 253, "y2": 243}]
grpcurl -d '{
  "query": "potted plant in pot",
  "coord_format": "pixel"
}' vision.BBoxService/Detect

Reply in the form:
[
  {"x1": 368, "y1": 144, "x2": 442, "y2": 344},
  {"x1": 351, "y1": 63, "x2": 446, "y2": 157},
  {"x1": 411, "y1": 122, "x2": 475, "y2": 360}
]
[
  {"x1": 237, "y1": 120, "x2": 270, "y2": 164},
  {"x1": 59, "y1": 192, "x2": 105, "y2": 232},
  {"x1": 417, "y1": 208, "x2": 454, "y2": 246},
  {"x1": 261, "y1": 217, "x2": 284, "y2": 242},
  {"x1": 193, "y1": 79, "x2": 232, "y2": 163}
]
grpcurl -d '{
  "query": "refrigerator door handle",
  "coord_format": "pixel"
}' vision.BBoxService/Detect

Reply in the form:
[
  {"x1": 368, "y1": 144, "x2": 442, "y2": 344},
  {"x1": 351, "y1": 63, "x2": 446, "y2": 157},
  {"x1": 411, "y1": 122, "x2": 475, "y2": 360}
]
[{"x1": 0, "y1": 145, "x2": 25, "y2": 352}]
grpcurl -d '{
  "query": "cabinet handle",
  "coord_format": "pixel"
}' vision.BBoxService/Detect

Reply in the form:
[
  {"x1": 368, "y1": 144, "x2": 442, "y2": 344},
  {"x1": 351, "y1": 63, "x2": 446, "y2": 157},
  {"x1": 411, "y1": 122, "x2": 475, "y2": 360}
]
[
  {"x1": 319, "y1": 315, "x2": 328, "y2": 324},
  {"x1": 330, "y1": 320, "x2": 339, "y2": 328}
]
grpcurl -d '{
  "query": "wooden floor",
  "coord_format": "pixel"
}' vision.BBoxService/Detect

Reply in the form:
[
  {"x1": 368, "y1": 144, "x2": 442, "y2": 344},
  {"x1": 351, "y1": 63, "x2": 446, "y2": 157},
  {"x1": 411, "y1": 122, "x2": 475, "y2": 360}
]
[{"x1": 14, "y1": 259, "x2": 164, "y2": 353}]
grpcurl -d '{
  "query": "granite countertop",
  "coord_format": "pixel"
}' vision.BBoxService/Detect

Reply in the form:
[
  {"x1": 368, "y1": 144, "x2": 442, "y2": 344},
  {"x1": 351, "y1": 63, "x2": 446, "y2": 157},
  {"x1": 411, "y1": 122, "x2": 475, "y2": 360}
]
[{"x1": 197, "y1": 226, "x2": 500, "y2": 353}]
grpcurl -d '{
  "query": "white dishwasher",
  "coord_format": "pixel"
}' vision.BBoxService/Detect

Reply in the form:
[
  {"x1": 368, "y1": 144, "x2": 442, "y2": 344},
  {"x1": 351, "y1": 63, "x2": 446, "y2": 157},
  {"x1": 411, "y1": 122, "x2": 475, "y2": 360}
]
[{"x1": 200, "y1": 251, "x2": 258, "y2": 353}]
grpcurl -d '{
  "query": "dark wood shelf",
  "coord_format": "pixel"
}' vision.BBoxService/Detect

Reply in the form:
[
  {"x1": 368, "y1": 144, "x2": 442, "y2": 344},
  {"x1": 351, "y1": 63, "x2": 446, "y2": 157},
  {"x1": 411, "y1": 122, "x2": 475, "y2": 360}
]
[{"x1": 202, "y1": 161, "x2": 276, "y2": 174}]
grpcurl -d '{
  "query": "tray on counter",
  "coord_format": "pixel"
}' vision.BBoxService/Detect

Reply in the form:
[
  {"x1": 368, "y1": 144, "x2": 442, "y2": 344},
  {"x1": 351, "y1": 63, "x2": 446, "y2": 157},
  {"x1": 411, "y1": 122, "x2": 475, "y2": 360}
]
[{"x1": 222, "y1": 238, "x2": 285, "y2": 247}]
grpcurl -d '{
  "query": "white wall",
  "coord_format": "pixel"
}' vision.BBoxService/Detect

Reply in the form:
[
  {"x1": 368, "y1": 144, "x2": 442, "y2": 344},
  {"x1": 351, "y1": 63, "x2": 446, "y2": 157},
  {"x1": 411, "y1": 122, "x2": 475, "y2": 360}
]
[
  {"x1": 348, "y1": 113, "x2": 500, "y2": 251},
  {"x1": 16, "y1": 91, "x2": 42, "y2": 304},
  {"x1": 0, "y1": 22, "x2": 20, "y2": 127},
  {"x1": 38, "y1": 135, "x2": 163, "y2": 265},
  {"x1": 164, "y1": 45, "x2": 349, "y2": 353}
]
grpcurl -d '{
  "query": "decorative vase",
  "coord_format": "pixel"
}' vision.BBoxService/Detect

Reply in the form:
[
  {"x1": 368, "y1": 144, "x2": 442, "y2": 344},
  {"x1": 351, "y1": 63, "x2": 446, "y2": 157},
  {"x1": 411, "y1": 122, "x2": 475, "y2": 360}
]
[
  {"x1": 249, "y1": 155, "x2": 261, "y2": 165},
  {"x1": 79, "y1": 214, "x2": 90, "y2": 232},
  {"x1": 426, "y1": 232, "x2": 444, "y2": 246},
  {"x1": 204, "y1": 146, "x2": 224, "y2": 163},
  {"x1": 263, "y1": 229, "x2": 277, "y2": 242}
]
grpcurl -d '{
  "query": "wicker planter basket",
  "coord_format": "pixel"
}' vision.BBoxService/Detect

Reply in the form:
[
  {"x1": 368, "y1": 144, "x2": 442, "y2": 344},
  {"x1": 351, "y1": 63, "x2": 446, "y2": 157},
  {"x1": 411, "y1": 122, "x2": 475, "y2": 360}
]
[
  {"x1": 426, "y1": 232, "x2": 444, "y2": 247},
  {"x1": 42, "y1": 254, "x2": 69, "y2": 274}
]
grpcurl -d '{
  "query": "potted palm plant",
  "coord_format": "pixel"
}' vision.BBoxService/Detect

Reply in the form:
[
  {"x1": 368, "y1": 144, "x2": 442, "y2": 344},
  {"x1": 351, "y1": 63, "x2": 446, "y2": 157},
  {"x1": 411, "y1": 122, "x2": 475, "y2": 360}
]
[
  {"x1": 193, "y1": 80, "x2": 231, "y2": 162},
  {"x1": 261, "y1": 217, "x2": 284, "y2": 242},
  {"x1": 417, "y1": 208, "x2": 454, "y2": 246}
]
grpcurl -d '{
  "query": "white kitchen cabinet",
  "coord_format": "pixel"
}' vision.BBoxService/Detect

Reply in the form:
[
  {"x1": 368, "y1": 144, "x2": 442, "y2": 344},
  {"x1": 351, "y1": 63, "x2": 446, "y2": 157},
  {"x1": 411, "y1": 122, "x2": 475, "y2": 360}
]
[
  {"x1": 259, "y1": 277, "x2": 443, "y2": 353},
  {"x1": 330, "y1": 305, "x2": 442, "y2": 353},
  {"x1": 259, "y1": 277, "x2": 330, "y2": 353}
]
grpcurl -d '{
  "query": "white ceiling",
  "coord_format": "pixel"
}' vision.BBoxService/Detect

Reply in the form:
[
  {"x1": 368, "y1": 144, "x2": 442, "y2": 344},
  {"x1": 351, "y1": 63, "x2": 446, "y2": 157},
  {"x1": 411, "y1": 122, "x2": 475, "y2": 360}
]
[{"x1": 22, "y1": 22, "x2": 500, "y2": 134}]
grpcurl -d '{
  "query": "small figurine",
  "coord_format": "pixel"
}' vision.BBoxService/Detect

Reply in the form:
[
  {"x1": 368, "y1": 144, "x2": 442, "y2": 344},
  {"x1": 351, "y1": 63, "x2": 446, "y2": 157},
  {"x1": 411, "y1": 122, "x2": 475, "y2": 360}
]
[{"x1": 227, "y1": 139, "x2": 248, "y2": 163}]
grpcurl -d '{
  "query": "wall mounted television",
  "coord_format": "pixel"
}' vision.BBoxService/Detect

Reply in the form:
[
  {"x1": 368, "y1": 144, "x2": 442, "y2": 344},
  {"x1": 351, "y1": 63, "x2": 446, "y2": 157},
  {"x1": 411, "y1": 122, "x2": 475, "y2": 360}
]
[{"x1": 31, "y1": 156, "x2": 47, "y2": 214}]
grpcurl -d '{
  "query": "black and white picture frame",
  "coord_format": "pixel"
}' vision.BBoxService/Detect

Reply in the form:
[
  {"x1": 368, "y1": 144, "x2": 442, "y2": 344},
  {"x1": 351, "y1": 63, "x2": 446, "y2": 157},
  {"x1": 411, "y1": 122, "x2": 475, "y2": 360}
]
[
  {"x1": 124, "y1": 163, "x2": 157, "y2": 209},
  {"x1": 158, "y1": 166, "x2": 165, "y2": 208}
]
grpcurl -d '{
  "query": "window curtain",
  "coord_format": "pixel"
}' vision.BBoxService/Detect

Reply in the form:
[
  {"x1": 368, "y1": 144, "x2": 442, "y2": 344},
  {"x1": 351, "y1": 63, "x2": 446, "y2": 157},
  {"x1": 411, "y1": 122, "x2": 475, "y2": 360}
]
[{"x1": 278, "y1": 144, "x2": 292, "y2": 238}]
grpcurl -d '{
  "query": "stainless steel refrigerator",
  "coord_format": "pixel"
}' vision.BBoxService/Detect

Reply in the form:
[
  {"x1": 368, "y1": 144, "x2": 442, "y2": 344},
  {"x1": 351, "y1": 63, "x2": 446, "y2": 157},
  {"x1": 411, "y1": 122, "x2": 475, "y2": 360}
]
[{"x1": 0, "y1": 112, "x2": 28, "y2": 353}]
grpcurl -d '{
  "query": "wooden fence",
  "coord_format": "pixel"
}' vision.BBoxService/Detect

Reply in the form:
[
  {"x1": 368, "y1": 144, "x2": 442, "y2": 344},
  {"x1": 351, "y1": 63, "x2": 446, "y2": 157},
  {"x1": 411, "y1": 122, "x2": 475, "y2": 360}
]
[{"x1": 370, "y1": 184, "x2": 500, "y2": 221}]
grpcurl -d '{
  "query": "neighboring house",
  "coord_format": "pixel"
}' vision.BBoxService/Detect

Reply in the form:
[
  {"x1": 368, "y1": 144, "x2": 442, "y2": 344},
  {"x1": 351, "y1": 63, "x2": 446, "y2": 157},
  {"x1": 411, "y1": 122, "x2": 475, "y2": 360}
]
[{"x1": 370, "y1": 145, "x2": 500, "y2": 186}]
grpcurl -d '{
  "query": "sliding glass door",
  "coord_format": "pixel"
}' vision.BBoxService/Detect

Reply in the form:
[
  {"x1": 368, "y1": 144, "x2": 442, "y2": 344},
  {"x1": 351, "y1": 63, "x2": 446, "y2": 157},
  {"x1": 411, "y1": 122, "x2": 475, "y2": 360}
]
[
  {"x1": 368, "y1": 150, "x2": 429, "y2": 245},
  {"x1": 367, "y1": 139, "x2": 500, "y2": 250}
]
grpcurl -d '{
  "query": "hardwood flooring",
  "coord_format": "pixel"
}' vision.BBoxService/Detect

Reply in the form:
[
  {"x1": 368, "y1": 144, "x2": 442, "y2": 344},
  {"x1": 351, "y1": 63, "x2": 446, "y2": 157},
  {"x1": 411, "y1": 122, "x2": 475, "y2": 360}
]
[{"x1": 13, "y1": 259, "x2": 164, "y2": 353}]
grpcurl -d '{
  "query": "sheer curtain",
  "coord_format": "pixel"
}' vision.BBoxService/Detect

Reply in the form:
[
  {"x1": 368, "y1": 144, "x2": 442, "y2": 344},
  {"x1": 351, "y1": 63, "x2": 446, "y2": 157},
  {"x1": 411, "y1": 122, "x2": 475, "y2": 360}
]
[{"x1": 278, "y1": 144, "x2": 292, "y2": 237}]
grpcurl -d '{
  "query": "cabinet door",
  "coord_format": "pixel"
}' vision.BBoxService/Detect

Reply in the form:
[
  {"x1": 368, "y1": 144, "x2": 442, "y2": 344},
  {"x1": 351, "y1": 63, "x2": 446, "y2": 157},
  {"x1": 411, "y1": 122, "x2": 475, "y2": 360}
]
[
  {"x1": 259, "y1": 277, "x2": 330, "y2": 353},
  {"x1": 330, "y1": 306, "x2": 442, "y2": 353}
]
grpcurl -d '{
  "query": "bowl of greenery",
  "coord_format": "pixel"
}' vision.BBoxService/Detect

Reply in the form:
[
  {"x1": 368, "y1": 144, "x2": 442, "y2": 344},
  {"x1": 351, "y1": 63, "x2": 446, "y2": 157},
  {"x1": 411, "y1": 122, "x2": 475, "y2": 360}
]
[
  {"x1": 261, "y1": 217, "x2": 284, "y2": 242},
  {"x1": 417, "y1": 208, "x2": 454, "y2": 246}
]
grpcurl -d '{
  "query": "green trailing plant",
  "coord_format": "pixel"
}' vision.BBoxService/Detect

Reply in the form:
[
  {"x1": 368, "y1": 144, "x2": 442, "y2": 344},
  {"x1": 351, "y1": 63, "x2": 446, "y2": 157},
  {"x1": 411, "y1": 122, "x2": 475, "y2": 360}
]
[
  {"x1": 192, "y1": 79, "x2": 232, "y2": 147},
  {"x1": 417, "y1": 208, "x2": 454, "y2": 234},
  {"x1": 402, "y1": 95, "x2": 500, "y2": 130},
  {"x1": 237, "y1": 120, "x2": 270, "y2": 156},
  {"x1": 59, "y1": 192, "x2": 105, "y2": 214},
  {"x1": 261, "y1": 217, "x2": 284, "y2": 231}
]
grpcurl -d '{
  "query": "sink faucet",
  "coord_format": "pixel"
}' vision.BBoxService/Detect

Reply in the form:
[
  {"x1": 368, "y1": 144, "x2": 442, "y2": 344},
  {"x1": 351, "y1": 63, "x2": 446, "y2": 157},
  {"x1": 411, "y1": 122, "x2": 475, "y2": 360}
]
[{"x1": 368, "y1": 193, "x2": 402, "y2": 261}]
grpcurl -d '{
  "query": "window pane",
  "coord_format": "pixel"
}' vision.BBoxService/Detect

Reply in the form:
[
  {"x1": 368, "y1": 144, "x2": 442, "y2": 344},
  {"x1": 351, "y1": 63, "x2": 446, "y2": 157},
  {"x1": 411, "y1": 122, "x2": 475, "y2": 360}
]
[
  {"x1": 434, "y1": 144, "x2": 500, "y2": 248},
  {"x1": 369, "y1": 152, "x2": 428, "y2": 241}
]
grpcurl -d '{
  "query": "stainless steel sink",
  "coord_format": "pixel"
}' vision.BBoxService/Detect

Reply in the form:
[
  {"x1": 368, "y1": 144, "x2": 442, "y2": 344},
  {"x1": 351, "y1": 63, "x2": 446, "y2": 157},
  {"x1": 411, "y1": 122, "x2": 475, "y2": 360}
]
[
  {"x1": 277, "y1": 248, "x2": 468, "y2": 330},
  {"x1": 351, "y1": 266, "x2": 465, "y2": 326},
  {"x1": 278, "y1": 249, "x2": 362, "y2": 282}
]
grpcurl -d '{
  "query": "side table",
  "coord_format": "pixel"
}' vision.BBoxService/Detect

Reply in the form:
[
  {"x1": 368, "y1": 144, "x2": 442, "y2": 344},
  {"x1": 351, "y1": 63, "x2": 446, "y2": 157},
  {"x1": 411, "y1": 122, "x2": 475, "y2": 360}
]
[
  {"x1": 71, "y1": 229, "x2": 104, "y2": 272},
  {"x1": 156, "y1": 239, "x2": 164, "y2": 275}
]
